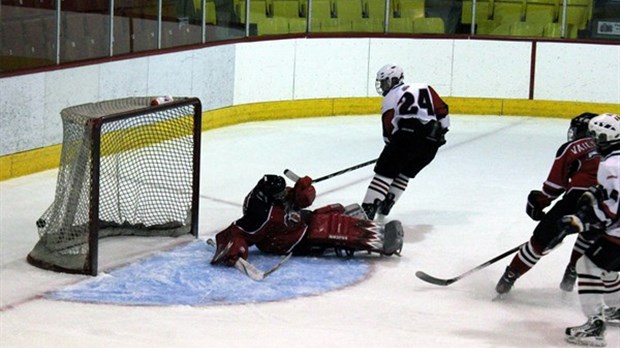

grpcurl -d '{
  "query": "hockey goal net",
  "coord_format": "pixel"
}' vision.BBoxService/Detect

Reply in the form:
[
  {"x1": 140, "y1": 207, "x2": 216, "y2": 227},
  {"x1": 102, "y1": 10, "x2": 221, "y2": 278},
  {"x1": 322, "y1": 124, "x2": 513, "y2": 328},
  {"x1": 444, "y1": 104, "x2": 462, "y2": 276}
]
[{"x1": 27, "y1": 97, "x2": 202, "y2": 275}]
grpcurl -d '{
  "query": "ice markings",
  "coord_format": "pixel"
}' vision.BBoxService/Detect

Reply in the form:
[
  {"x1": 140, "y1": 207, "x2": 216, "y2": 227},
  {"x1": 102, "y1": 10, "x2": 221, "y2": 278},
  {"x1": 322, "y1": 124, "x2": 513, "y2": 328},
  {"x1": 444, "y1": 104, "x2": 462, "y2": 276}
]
[{"x1": 47, "y1": 240, "x2": 369, "y2": 306}]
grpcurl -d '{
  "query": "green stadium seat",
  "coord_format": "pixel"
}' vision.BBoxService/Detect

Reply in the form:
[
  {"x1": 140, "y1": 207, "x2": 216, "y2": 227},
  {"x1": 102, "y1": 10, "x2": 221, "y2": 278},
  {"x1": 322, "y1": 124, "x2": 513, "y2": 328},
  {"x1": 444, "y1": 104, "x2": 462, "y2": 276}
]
[{"x1": 413, "y1": 17, "x2": 445, "y2": 33}]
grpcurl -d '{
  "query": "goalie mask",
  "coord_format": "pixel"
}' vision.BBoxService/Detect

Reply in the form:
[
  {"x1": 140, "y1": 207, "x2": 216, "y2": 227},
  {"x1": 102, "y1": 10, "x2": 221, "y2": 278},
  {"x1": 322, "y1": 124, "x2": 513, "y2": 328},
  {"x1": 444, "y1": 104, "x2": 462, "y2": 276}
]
[
  {"x1": 588, "y1": 113, "x2": 620, "y2": 152},
  {"x1": 258, "y1": 174, "x2": 286, "y2": 202},
  {"x1": 375, "y1": 64, "x2": 404, "y2": 96},
  {"x1": 567, "y1": 112, "x2": 597, "y2": 141}
]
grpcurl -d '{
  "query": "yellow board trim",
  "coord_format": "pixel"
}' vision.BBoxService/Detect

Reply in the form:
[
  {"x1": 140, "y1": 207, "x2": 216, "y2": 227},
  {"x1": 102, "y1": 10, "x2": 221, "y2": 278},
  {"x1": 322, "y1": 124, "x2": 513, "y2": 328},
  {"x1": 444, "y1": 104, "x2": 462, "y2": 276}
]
[{"x1": 2, "y1": 97, "x2": 619, "y2": 181}]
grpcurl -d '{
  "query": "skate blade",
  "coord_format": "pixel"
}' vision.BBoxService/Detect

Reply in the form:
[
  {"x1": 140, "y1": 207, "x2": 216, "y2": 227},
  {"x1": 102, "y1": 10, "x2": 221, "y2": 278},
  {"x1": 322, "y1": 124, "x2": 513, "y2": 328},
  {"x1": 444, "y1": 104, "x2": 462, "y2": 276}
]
[
  {"x1": 565, "y1": 336, "x2": 607, "y2": 347},
  {"x1": 492, "y1": 293, "x2": 507, "y2": 301}
]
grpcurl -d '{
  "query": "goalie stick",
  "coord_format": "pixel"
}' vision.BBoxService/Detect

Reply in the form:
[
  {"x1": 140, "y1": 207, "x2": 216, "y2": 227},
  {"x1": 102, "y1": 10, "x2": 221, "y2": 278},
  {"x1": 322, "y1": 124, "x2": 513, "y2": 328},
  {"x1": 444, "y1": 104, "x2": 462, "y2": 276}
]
[
  {"x1": 415, "y1": 242, "x2": 526, "y2": 286},
  {"x1": 284, "y1": 158, "x2": 377, "y2": 183},
  {"x1": 206, "y1": 239, "x2": 291, "y2": 281}
]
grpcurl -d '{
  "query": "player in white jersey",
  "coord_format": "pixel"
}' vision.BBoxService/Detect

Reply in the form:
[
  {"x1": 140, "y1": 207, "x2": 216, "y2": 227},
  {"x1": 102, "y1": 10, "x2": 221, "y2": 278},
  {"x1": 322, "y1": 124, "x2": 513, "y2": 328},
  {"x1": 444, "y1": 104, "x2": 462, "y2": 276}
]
[
  {"x1": 361, "y1": 64, "x2": 450, "y2": 221},
  {"x1": 560, "y1": 113, "x2": 620, "y2": 347}
]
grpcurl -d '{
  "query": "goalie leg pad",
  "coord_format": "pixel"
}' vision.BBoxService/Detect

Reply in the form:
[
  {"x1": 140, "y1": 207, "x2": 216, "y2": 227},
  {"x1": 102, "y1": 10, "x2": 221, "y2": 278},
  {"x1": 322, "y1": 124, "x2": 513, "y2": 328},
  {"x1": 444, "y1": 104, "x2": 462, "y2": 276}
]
[
  {"x1": 307, "y1": 211, "x2": 384, "y2": 253},
  {"x1": 383, "y1": 220, "x2": 404, "y2": 255}
]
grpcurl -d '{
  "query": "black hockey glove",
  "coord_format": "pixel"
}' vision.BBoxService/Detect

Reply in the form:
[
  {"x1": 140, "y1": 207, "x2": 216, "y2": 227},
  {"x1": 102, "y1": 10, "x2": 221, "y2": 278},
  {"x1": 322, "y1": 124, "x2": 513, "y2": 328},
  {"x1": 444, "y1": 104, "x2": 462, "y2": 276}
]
[
  {"x1": 526, "y1": 190, "x2": 551, "y2": 221},
  {"x1": 426, "y1": 121, "x2": 448, "y2": 146}
]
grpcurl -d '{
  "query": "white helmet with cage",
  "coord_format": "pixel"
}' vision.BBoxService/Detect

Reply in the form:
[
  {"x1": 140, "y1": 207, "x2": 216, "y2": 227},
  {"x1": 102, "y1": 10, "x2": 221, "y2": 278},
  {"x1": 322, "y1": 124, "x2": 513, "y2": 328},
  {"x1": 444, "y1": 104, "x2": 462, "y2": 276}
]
[
  {"x1": 375, "y1": 64, "x2": 404, "y2": 96},
  {"x1": 588, "y1": 113, "x2": 620, "y2": 149}
]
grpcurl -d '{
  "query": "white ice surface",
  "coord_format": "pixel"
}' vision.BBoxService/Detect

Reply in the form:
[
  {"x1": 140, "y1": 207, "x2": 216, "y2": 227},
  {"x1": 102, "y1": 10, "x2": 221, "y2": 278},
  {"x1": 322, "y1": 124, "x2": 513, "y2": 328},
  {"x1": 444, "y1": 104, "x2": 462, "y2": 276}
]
[{"x1": 1, "y1": 115, "x2": 618, "y2": 348}]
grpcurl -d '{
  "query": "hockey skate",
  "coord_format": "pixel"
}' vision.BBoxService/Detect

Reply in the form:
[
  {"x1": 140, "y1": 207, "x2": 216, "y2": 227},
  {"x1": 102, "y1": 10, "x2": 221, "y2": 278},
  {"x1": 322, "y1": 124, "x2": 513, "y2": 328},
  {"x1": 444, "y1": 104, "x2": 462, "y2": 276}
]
[
  {"x1": 560, "y1": 265, "x2": 577, "y2": 292},
  {"x1": 382, "y1": 220, "x2": 404, "y2": 256},
  {"x1": 495, "y1": 266, "x2": 519, "y2": 295},
  {"x1": 604, "y1": 307, "x2": 619, "y2": 326},
  {"x1": 376, "y1": 193, "x2": 395, "y2": 223},
  {"x1": 362, "y1": 199, "x2": 382, "y2": 220},
  {"x1": 565, "y1": 315, "x2": 606, "y2": 347}
]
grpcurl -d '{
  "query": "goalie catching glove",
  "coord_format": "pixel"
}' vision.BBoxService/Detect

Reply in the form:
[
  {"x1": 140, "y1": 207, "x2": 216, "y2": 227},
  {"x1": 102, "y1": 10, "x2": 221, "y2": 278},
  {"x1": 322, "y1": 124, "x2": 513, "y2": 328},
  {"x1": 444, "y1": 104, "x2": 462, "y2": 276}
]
[{"x1": 211, "y1": 225, "x2": 249, "y2": 266}]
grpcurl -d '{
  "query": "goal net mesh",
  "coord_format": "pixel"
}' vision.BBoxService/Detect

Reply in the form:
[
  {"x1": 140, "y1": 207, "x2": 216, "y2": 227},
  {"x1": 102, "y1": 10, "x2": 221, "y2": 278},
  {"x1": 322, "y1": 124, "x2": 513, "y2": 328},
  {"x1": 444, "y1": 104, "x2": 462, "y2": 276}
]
[{"x1": 28, "y1": 97, "x2": 201, "y2": 275}]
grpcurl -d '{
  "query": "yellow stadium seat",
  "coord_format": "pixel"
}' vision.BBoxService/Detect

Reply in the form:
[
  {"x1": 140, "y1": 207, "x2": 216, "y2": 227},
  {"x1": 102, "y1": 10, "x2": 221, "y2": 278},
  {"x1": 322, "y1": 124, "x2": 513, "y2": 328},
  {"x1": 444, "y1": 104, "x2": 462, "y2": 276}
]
[
  {"x1": 493, "y1": 0, "x2": 526, "y2": 23},
  {"x1": 491, "y1": 22, "x2": 512, "y2": 35},
  {"x1": 483, "y1": 21, "x2": 512, "y2": 35},
  {"x1": 271, "y1": 0, "x2": 301, "y2": 19},
  {"x1": 560, "y1": 0, "x2": 591, "y2": 30},
  {"x1": 398, "y1": 0, "x2": 425, "y2": 21},
  {"x1": 543, "y1": 22, "x2": 578, "y2": 38},
  {"x1": 205, "y1": 1, "x2": 216, "y2": 24},
  {"x1": 257, "y1": 17, "x2": 289, "y2": 35},
  {"x1": 413, "y1": 17, "x2": 445, "y2": 33},
  {"x1": 510, "y1": 21, "x2": 544, "y2": 36},
  {"x1": 306, "y1": 0, "x2": 333, "y2": 19},
  {"x1": 363, "y1": 0, "x2": 391, "y2": 32},
  {"x1": 475, "y1": 19, "x2": 500, "y2": 34},
  {"x1": 334, "y1": 0, "x2": 364, "y2": 20},
  {"x1": 365, "y1": 0, "x2": 395, "y2": 19},
  {"x1": 237, "y1": 0, "x2": 268, "y2": 23},
  {"x1": 462, "y1": 0, "x2": 494, "y2": 24},
  {"x1": 192, "y1": 0, "x2": 217, "y2": 24},
  {"x1": 288, "y1": 17, "x2": 307, "y2": 33},
  {"x1": 525, "y1": 0, "x2": 558, "y2": 24},
  {"x1": 388, "y1": 17, "x2": 413, "y2": 33},
  {"x1": 352, "y1": 18, "x2": 384, "y2": 32}
]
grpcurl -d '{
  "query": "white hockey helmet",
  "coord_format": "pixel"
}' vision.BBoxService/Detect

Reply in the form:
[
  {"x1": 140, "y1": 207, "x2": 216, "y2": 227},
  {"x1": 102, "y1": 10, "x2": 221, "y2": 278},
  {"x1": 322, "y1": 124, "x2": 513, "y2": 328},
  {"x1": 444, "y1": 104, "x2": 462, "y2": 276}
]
[
  {"x1": 588, "y1": 113, "x2": 620, "y2": 148},
  {"x1": 375, "y1": 64, "x2": 404, "y2": 96}
]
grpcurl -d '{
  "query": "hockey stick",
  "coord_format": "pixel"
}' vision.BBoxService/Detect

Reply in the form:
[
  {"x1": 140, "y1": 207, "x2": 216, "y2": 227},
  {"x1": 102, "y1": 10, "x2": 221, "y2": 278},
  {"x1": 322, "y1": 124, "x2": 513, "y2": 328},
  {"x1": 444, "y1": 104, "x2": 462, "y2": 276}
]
[
  {"x1": 415, "y1": 242, "x2": 526, "y2": 286},
  {"x1": 284, "y1": 158, "x2": 377, "y2": 183},
  {"x1": 206, "y1": 239, "x2": 291, "y2": 281}
]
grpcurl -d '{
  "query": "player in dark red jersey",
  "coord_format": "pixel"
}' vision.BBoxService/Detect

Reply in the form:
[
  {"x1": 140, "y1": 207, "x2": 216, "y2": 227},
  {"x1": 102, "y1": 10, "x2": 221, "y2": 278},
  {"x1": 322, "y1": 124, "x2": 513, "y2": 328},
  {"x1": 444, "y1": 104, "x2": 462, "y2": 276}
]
[
  {"x1": 560, "y1": 113, "x2": 620, "y2": 346},
  {"x1": 495, "y1": 113, "x2": 601, "y2": 295},
  {"x1": 210, "y1": 175, "x2": 404, "y2": 267},
  {"x1": 361, "y1": 64, "x2": 450, "y2": 221}
]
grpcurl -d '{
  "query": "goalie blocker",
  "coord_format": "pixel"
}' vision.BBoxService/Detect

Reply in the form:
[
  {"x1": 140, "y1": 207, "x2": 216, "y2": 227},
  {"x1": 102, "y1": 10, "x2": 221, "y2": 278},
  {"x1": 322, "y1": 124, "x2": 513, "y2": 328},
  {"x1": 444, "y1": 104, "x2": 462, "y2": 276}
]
[{"x1": 211, "y1": 175, "x2": 403, "y2": 267}]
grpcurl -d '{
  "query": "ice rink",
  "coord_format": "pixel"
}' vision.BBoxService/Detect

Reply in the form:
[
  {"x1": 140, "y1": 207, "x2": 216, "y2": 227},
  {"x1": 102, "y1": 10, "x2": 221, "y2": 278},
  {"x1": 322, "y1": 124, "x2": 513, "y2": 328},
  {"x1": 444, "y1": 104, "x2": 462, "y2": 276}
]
[{"x1": 1, "y1": 114, "x2": 618, "y2": 348}]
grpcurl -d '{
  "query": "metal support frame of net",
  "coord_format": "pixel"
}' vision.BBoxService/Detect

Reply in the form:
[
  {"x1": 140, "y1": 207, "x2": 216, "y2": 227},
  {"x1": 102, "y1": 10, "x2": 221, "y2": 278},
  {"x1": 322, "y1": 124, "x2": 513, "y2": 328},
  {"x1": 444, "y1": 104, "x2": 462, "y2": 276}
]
[{"x1": 27, "y1": 97, "x2": 202, "y2": 275}]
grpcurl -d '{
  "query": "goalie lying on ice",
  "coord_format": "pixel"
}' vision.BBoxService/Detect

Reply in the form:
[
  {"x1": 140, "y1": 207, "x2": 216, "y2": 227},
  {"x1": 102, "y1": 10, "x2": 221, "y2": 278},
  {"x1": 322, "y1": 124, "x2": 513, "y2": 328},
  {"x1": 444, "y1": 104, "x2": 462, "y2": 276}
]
[{"x1": 211, "y1": 174, "x2": 404, "y2": 266}]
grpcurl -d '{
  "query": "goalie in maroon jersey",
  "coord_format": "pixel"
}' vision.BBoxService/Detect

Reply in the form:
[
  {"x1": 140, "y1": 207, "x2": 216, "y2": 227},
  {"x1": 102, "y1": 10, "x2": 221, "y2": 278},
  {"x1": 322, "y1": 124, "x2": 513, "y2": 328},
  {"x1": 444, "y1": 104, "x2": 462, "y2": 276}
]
[
  {"x1": 495, "y1": 112, "x2": 601, "y2": 295},
  {"x1": 210, "y1": 175, "x2": 404, "y2": 267}
]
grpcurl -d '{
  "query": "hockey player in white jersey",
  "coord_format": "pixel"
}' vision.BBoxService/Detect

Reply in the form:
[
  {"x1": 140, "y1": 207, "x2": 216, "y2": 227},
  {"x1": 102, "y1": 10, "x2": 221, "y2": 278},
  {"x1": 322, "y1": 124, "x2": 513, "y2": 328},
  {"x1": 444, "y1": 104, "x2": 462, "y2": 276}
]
[
  {"x1": 361, "y1": 64, "x2": 450, "y2": 221},
  {"x1": 560, "y1": 113, "x2": 620, "y2": 347}
]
